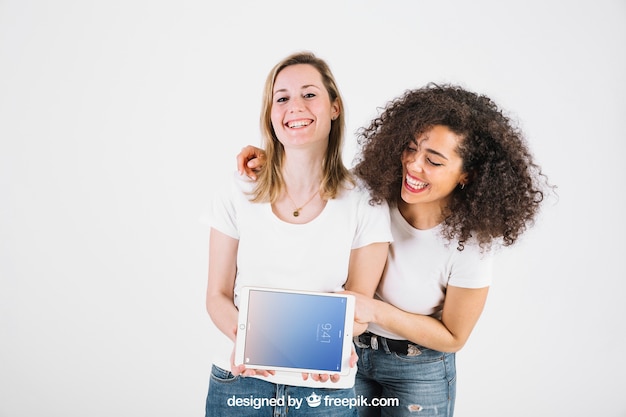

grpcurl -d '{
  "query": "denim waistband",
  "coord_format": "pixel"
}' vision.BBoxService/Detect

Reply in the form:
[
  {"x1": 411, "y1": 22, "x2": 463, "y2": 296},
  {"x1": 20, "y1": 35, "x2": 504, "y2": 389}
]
[{"x1": 356, "y1": 331, "x2": 423, "y2": 356}]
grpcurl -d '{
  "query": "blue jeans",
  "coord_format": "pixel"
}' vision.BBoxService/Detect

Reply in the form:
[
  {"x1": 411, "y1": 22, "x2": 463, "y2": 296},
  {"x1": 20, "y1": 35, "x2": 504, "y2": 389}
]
[
  {"x1": 205, "y1": 365, "x2": 359, "y2": 417},
  {"x1": 355, "y1": 337, "x2": 456, "y2": 417}
]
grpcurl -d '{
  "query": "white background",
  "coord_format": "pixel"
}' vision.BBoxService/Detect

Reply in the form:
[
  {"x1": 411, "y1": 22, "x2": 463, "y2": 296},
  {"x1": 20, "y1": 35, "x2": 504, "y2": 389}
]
[{"x1": 1, "y1": 1, "x2": 625, "y2": 416}]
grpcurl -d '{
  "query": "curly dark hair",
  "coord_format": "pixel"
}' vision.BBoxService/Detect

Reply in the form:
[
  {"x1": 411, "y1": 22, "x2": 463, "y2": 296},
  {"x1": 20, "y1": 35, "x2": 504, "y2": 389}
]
[{"x1": 354, "y1": 83, "x2": 549, "y2": 250}]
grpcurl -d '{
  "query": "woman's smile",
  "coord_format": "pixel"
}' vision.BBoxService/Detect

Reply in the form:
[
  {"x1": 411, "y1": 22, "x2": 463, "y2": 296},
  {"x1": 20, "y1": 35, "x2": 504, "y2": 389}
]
[
  {"x1": 404, "y1": 173, "x2": 429, "y2": 193},
  {"x1": 286, "y1": 118, "x2": 313, "y2": 129}
]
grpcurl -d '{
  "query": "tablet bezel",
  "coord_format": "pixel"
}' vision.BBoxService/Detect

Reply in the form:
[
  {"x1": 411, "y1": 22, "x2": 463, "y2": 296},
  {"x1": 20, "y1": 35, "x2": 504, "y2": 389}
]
[{"x1": 234, "y1": 286, "x2": 355, "y2": 376}]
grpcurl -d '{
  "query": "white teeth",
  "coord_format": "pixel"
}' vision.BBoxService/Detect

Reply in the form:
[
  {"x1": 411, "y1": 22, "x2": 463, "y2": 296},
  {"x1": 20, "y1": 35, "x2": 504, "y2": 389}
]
[
  {"x1": 288, "y1": 120, "x2": 311, "y2": 128},
  {"x1": 406, "y1": 175, "x2": 428, "y2": 189}
]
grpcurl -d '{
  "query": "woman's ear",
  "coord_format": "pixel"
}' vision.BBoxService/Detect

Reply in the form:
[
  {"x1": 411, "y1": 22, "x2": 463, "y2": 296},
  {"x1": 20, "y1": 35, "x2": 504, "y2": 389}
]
[
  {"x1": 331, "y1": 100, "x2": 340, "y2": 120},
  {"x1": 459, "y1": 172, "x2": 470, "y2": 187}
]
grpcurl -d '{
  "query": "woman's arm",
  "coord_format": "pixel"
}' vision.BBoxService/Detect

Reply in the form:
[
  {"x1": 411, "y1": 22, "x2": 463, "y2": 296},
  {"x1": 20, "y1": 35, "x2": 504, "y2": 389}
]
[
  {"x1": 353, "y1": 285, "x2": 489, "y2": 353},
  {"x1": 206, "y1": 228, "x2": 239, "y2": 342},
  {"x1": 344, "y1": 242, "x2": 389, "y2": 336}
]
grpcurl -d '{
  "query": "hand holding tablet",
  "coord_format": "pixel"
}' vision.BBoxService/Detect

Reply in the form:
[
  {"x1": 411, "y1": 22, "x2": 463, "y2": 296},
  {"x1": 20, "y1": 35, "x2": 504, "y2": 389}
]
[{"x1": 235, "y1": 287, "x2": 356, "y2": 377}]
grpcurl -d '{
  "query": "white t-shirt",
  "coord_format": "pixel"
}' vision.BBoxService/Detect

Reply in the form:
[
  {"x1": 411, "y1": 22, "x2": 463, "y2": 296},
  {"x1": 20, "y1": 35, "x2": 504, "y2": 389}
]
[
  {"x1": 208, "y1": 172, "x2": 392, "y2": 388},
  {"x1": 367, "y1": 205, "x2": 493, "y2": 340}
]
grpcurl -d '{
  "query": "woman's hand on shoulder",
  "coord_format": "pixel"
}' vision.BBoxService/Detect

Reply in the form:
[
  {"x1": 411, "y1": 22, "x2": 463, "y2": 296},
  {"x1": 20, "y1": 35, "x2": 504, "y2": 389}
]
[{"x1": 236, "y1": 145, "x2": 266, "y2": 180}]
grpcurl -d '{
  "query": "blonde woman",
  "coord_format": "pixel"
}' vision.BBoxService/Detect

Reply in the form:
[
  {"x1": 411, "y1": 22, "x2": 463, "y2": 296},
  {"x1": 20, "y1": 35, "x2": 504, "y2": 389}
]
[{"x1": 205, "y1": 52, "x2": 391, "y2": 416}]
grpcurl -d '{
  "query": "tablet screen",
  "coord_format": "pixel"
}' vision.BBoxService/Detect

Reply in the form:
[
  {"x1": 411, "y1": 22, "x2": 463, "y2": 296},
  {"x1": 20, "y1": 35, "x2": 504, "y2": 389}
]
[{"x1": 235, "y1": 287, "x2": 354, "y2": 374}]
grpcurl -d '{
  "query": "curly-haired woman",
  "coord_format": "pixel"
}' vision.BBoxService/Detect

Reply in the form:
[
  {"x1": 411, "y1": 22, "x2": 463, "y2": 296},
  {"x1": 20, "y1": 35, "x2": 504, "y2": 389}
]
[
  {"x1": 237, "y1": 83, "x2": 549, "y2": 417},
  {"x1": 348, "y1": 84, "x2": 548, "y2": 417}
]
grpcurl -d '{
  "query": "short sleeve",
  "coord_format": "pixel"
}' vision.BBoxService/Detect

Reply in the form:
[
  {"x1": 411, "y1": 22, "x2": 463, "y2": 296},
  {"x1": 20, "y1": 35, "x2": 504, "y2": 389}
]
[
  {"x1": 208, "y1": 171, "x2": 243, "y2": 240},
  {"x1": 448, "y1": 245, "x2": 493, "y2": 288},
  {"x1": 352, "y1": 186, "x2": 393, "y2": 249}
]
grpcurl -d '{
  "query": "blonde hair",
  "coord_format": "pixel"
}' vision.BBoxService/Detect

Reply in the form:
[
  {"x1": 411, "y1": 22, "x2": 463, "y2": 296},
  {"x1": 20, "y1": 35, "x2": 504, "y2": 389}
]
[{"x1": 251, "y1": 51, "x2": 352, "y2": 203}]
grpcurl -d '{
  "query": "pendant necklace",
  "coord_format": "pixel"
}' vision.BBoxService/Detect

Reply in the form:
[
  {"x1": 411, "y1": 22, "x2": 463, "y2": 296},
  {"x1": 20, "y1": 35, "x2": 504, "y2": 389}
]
[{"x1": 285, "y1": 188, "x2": 319, "y2": 217}]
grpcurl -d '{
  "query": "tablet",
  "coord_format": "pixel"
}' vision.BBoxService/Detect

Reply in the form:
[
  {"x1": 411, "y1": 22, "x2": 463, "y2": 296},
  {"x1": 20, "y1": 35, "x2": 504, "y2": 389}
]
[{"x1": 235, "y1": 286, "x2": 355, "y2": 375}]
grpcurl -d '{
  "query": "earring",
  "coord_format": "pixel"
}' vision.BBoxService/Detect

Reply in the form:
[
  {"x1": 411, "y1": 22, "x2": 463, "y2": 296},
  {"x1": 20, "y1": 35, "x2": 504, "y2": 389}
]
[{"x1": 460, "y1": 183, "x2": 465, "y2": 190}]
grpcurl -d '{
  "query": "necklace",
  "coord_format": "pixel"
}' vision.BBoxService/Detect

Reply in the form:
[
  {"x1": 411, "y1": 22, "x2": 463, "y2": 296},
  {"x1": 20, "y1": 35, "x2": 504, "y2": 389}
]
[{"x1": 285, "y1": 188, "x2": 319, "y2": 217}]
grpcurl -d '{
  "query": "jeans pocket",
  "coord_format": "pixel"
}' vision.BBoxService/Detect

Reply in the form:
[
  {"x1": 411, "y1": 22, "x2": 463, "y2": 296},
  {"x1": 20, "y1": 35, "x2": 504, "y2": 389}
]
[
  {"x1": 210, "y1": 365, "x2": 239, "y2": 383},
  {"x1": 391, "y1": 347, "x2": 444, "y2": 364}
]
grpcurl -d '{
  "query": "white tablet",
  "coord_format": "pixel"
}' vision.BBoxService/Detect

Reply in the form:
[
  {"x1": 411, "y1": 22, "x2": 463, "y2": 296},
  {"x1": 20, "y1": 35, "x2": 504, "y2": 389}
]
[{"x1": 235, "y1": 286, "x2": 355, "y2": 375}]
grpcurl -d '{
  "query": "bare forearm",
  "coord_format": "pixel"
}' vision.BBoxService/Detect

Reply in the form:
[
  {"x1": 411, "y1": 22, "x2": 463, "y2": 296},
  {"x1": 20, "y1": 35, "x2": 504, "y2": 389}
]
[
  {"x1": 207, "y1": 229, "x2": 240, "y2": 342},
  {"x1": 372, "y1": 300, "x2": 465, "y2": 352},
  {"x1": 206, "y1": 292, "x2": 239, "y2": 342},
  {"x1": 344, "y1": 243, "x2": 388, "y2": 337},
  {"x1": 364, "y1": 286, "x2": 489, "y2": 353}
]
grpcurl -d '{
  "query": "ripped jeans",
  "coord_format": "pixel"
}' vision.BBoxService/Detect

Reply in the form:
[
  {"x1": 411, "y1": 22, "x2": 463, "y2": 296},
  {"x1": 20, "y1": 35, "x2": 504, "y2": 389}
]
[{"x1": 354, "y1": 334, "x2": 456, "y2": 417}]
